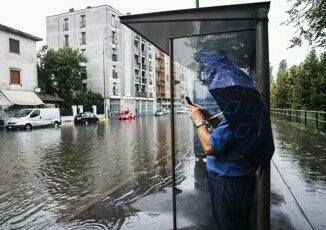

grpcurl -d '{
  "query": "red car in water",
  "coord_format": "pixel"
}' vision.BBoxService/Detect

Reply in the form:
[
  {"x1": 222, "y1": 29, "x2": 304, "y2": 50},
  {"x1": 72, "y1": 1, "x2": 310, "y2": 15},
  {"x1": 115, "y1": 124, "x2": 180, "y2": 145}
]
[{"x1": 119, "y1": 111, "x2": 136, "y2": 120}]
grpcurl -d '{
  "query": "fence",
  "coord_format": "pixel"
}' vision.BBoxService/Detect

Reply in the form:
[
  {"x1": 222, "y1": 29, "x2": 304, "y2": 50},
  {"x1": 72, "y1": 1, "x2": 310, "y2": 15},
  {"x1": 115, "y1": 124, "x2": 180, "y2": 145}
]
[{"x1": 270, "y1": 108, "x2": 326, "y2": 130}]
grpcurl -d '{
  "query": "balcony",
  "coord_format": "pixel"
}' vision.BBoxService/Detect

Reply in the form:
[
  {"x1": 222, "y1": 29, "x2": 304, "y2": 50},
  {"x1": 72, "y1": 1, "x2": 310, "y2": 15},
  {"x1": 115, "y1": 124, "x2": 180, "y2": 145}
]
[
  {"x1": 141, "y1": 78, "x2": 147, "y2": 84},
  {"x1": 135, "y1": 63, "x2": 141, "y2": 69},
  {"x1": 112, "y1": 54, "x2": 118, "y2": 62},
  {"x1": 112, "y1": 71, "x2": 118, "y2": 79},
  {"x1": 135, "y1": 91, "x2": 147, "y2": 97},
  {"x1": 135, "y1": 76, "x2": 141, "y2": 83}
]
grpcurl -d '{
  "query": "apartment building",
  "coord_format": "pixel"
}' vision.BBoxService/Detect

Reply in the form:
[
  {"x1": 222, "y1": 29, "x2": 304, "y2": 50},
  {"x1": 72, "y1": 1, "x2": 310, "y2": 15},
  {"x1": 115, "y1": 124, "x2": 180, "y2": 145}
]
[
  {"x1": 46, "y1": 5, "x2": 155, "y2": 115},
  {"x1": 155, "y1": 48, "x2": 195, "y2": 110},
  {"x1": 0, "y1": 24, "x2": 43, "y2": 108}
]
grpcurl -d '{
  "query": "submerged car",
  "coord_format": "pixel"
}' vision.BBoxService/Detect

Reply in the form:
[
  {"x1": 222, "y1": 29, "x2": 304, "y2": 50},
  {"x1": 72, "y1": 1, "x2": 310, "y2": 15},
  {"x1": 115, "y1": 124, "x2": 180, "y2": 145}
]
[
  {"x1": 74, "y1": 112, "x2": 99, "y2": 125},
  {"x1": 154, "y1": 109, "x2": 169, "y2": 116},
  {"x1": 119, "y1": 111, "x2": 136, "y2": 120},
  {"x1": 154, "y1": 109, "x2": 164, "y2": 116}
]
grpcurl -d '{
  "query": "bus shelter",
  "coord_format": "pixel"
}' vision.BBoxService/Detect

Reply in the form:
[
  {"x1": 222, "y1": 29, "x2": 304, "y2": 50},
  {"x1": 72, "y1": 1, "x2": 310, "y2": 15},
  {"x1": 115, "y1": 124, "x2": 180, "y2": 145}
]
[{"x1": 120, "y1": 2, "x2": 271, "y2": 229}]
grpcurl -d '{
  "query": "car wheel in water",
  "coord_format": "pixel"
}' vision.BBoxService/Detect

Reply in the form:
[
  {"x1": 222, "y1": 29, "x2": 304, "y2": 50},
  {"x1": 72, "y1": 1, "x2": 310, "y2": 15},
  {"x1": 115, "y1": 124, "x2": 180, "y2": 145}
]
[
  {"x1": 53, "y1": 121, "x2": 60, "y2": 128},
  {"x1": 24, "y1": 123, "x2": 32, "y2": 131}
]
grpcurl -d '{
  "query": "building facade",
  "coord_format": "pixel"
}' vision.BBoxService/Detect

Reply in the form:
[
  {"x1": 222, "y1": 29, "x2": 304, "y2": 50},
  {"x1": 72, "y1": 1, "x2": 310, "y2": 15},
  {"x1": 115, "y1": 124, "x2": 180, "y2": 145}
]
[
  {"x1": 0, "y1": 24, "x2": 42, "y2": 92},
  {"x1": 155, "y1": 48, "x2": 195, "y2": 110},
  {"x1": 46, "y1": 5, "x2": 155, "y2": 116},
  {"x1": 0, "y1": 24, "x2": 44, "y2": 112}
]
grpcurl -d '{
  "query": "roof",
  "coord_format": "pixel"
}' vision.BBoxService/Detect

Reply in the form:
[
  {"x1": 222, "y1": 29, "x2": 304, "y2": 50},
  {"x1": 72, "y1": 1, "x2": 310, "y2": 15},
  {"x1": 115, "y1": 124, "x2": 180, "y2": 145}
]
[
  {"x1": 0, "y1": 24, "x2": 42, "y2": 41},
  {"x1": 46, "y1": 5, "x2": 123, "y2": 19},
  {"x1": 36, "y1": 93, "x2": 64, "y2": 102},
  {"x1": 0, "y1": 90, "x2": 44, "y2": 106},
  {"x1": 120, "y1": 2, "x2": 270, "y2": 54}
]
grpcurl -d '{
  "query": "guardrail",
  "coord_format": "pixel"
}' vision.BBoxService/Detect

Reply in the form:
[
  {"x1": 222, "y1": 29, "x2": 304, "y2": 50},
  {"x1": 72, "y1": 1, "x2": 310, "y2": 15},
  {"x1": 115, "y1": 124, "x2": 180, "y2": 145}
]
[{"x1": 270, "y1": 108, "x2": 326, "y2": 129}]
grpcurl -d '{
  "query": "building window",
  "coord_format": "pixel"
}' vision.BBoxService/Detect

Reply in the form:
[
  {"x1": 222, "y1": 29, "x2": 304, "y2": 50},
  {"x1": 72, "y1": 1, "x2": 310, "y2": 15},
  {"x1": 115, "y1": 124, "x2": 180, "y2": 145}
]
[
  {"x1": 112, "y1": 31, "x2": 117, "y2": 45},
  {"x1": 81, "y1": 32, "x2": 86, "y2": 45},
  {"x1": 10, "y1": 69, "x2": 20, "y2": 85},
  {"x1": 112, "y1": 65, "x2": 118, "y2": 78},
  {"x1": 64, "y1": 18, "x2": 69, "y2": 31},
  {"x1": 112, "y1": 48, "x2": 117, "y2": 62},
  {"x1": 9, "y1": 38, "x2": 20, "y2": 54},
  {"x1": 80, "y1": 15, "x2": 86, "y2": 28},
  {"x1": 113, "y1": 82, "x2": 117, "y2": 95},
  {"x1": 64, "y1": 35, "x2": 69, "y2": 46}
]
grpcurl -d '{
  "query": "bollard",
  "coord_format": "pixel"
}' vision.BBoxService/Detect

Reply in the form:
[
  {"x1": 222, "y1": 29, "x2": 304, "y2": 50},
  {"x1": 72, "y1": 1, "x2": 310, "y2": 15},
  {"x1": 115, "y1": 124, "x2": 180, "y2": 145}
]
[
  {"x1": 304, "y1": 111, "x2": 307, "y2": 126},
  {"x1": 78, "y1": 105, "x2": 84, "y2": 114},
  {"x1": 92, "y1": 105, "x2": 97, "y2": 115},
  {"x1": 72, "y1": 105, "x2": 77, "y2": 117}
]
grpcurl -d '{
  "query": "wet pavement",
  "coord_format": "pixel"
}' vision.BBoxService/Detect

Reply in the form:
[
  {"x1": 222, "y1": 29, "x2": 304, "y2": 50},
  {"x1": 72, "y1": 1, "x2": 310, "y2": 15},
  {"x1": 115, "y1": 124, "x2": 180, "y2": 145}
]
[{"x1": 0, "y1": 115, "x2": 325, "y2": 229}]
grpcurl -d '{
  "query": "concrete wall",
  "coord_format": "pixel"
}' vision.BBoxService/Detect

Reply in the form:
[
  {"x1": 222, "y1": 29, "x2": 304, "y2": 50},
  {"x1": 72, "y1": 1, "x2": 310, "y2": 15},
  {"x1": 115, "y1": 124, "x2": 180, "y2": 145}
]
[
  {"x1": 46, "y1": 5, "x2": 123, "y2": 98},
  {"x1": 0, "y1": 30, "x2": 38, "y2": 91}
]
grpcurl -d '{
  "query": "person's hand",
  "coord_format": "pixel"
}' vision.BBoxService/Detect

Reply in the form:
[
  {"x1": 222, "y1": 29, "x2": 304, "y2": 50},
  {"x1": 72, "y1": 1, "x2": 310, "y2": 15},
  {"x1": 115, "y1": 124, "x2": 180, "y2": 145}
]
[
  {"x1": 191, "y1": 103, "x2": 212, "y2": 120},
  {"x1": 187, "y1": 105, "x2": 205, "y2": 122}
]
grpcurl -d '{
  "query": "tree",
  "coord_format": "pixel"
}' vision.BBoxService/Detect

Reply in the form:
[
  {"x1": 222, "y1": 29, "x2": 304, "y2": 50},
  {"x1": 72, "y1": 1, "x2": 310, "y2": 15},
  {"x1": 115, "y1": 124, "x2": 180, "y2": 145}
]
[
  {"x1": 75, "y1": 91, "x2": 104, "y2": 107},
  {"x1": 270, "y1": 60, "x2": 292, "y2": 108},
  {"x1": 286, "y1": 0, "x2": 326, "y2": 48},
  {"x1": 270, "y1": 50, "x2": 326, "y2": 111},
  {"x1": 38, "y1": 46, "x2": 87, "y2": 105}
]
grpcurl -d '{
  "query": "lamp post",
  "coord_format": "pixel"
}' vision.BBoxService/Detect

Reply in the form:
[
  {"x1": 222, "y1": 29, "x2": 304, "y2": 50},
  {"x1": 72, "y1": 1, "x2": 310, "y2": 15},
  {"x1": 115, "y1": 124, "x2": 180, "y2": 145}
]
[{"x1": 103, "y1": 36, "x2": 110, "y2": 118}]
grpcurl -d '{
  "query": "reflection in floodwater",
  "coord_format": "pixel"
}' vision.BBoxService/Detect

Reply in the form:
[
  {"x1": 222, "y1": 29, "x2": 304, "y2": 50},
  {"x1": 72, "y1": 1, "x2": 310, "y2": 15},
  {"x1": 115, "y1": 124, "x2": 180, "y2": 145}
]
[
  {"x1": 271, "y1": 117, "x2": 326, "y2": 230},
  {"x1": 0, "y1": 116, "x2": 325, "y2": 229}
]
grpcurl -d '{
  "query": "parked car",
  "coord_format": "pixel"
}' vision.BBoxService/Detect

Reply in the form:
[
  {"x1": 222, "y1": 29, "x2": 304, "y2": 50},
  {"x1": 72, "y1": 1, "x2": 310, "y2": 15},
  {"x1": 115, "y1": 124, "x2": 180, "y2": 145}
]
[
  {"x1": 154, "y1": 109, "x2": 164, "y2": 116},
  {"x1": 154, "y1": 108, "x2": 170, "y2": 116},
  {"x1": 119, "y1": 111, "x2": 136, "y2": 120},
  {"x1": 176, "y1": 107, "x2": 187, "y2": 114},
  {"x1": 5, "y1": 108, "x2": 61, "y2": 130},
  {"x1": 74, "y1": 112, "x2": 99, "y2": 125}
]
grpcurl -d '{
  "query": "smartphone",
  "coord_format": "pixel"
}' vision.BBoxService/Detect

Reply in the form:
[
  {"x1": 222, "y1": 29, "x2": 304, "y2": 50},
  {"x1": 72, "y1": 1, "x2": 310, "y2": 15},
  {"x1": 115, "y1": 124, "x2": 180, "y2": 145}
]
[{"x1": 185, "y1": 96, "x2": 195, "y2": 106}]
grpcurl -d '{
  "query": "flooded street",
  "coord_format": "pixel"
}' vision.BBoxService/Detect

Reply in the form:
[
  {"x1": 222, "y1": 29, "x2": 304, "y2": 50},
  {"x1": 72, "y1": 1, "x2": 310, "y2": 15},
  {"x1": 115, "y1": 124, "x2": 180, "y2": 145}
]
[{"x1": 0, "y1": 116, "x2": 325, "y2": 229}]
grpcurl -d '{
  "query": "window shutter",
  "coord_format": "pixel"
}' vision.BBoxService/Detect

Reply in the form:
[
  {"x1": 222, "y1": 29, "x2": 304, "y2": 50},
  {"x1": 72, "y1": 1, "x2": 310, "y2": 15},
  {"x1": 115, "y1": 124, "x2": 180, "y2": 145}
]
[{"x1": 10, "y1": 70, "x2": 20, "y2": 84}]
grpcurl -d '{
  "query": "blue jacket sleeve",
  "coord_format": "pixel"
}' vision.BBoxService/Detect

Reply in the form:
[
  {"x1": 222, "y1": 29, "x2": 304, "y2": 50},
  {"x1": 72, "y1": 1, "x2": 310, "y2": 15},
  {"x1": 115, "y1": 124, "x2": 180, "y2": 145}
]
[{"x1": 209, "y1": 122, "x2": 234, "y2": 156}]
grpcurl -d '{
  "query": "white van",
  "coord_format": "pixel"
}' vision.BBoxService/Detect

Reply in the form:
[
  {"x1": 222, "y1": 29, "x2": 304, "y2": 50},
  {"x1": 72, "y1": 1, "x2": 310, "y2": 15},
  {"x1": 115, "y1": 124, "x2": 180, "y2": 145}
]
[{"x1": 5, "y1": 108, "x2": 61, "y2": 130}]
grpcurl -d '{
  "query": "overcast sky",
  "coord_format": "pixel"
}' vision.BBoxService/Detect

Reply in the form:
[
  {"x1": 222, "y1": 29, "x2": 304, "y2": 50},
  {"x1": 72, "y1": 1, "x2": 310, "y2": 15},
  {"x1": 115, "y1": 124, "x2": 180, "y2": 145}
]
[{"x1": 0, "y1": 0, "x2": 313, "y2": 77}]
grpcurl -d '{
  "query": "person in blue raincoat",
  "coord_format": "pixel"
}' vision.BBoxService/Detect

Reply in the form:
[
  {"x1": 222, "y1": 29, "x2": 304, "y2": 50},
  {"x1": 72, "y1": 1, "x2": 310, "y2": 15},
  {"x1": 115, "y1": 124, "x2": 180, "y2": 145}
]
[{"x1": 187, "y1": 52, "x2": 274, "y2": 230}]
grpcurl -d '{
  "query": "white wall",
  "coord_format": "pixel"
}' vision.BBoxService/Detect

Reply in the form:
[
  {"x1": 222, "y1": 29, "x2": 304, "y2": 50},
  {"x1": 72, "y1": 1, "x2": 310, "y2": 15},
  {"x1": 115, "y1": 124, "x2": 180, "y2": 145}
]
[
  {"x1": 0, "y1": 30, "x2": 38, "y2": 91},
  {"x1": 46, "y1": 6, "x2": 123, "y2": 98}
]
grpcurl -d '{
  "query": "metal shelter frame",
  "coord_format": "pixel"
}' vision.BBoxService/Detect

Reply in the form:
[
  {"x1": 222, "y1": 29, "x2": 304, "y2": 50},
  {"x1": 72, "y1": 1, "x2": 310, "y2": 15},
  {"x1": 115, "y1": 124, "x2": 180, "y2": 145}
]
[{"x1": 120, "y1": 2, "x2": 271, "y2": 229}]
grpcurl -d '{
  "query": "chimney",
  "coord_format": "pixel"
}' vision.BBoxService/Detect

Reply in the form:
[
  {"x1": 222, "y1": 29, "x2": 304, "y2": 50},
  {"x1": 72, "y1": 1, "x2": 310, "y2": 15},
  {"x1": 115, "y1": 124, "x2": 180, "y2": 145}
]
[{"x1": 69, "y1": 8, "x2": 74, "y2": 12}]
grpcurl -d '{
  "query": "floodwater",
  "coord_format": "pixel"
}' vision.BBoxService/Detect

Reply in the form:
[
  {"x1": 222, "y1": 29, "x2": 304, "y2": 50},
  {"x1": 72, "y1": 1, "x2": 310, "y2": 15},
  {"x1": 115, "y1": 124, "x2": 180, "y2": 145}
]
[{"x1": 0, "y1": 116, "x2": 325, "y2": 229}]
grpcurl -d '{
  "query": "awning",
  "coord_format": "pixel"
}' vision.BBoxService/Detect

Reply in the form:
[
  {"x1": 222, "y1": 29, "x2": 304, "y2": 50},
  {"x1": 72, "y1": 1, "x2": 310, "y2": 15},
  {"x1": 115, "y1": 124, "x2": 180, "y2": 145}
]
[
  {"x1": 0, "y1": 90, "x2": 44, "y2": 106},
  {"x1": 36, "y1": 93, "x2": 64, "y2": 103}
]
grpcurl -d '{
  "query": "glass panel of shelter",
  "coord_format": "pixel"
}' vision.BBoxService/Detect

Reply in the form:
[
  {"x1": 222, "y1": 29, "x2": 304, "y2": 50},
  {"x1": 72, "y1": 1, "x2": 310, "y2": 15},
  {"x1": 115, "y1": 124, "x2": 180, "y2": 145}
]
[{"x1": 172, "y1": 29, "x2": 256, "y2": 229}]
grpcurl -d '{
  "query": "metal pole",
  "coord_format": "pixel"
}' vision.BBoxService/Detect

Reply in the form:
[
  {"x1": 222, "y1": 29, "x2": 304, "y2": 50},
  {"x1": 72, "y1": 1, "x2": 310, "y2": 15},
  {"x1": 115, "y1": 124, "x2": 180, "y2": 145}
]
[
  {"x1": 196, "y1": 0, "x2": 199, "y2": 8},
  {"x1": 169, "y1": 39, "x2": 177, "y2": 230},
  {"x1": 103, "y1": 38, "x2": 109, "y2": 118},
  {"x1": 256, "y1": 8, "x2": 271, "y2": 230}
]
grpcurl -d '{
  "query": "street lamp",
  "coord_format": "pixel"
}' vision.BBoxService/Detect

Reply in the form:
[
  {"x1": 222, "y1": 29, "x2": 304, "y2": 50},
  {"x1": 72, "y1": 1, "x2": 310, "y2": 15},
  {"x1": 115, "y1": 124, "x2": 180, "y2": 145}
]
[{"x1": 103, "y1": 36, "x2": 110, "y2": 118}]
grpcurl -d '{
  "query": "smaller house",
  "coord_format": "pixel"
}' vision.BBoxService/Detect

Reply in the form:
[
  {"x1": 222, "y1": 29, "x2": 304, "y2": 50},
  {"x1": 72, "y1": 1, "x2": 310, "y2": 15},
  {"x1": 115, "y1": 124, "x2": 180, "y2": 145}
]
[{"x1": 0, "y1": 24, "x2": 43, "y2": 125}]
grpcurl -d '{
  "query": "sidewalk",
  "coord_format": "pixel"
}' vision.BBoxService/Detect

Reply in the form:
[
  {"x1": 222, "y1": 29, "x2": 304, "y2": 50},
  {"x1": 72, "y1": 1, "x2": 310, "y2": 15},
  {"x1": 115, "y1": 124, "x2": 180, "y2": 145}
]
[{"x1": 67, "y1": 156, "x2": 312, "y2": 229}]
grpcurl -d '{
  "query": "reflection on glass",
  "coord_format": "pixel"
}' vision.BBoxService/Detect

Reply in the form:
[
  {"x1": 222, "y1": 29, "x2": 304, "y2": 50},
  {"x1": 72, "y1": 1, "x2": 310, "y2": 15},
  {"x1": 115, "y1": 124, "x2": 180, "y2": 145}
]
[{"x1": 173, "y1": 30, "x2": 256, "y2": 228}]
